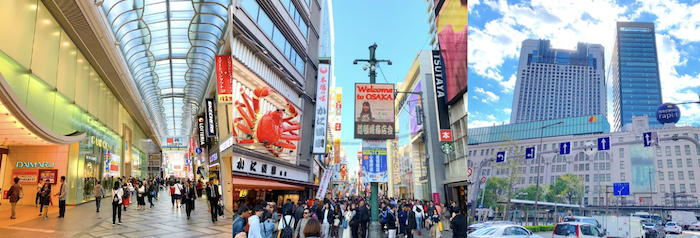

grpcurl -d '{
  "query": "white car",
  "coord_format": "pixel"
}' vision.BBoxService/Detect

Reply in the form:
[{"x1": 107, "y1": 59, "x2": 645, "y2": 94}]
[
  {"x1": 469, "y1": 224, "x2": 543, "y2": 238},
  {"x1": 553, "y1": 222, "x2": 605, "y2": 238},
  {"x1": 664, "y1": 222, "x2": 682, "y2": 234},
  {"x1": 689, "y1": 222, "x2": 700, "y2": 231}
]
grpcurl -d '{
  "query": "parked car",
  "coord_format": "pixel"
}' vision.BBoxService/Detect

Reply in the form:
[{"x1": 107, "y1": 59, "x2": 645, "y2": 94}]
[
  {"x1": 664, "y1": 222, "x2": 682, "y2": 234},
  {"x1": 553, "y1": 222, "x2": 605, "y2": 238},
  {"x1": 468, "y1": 221, "x2": 516, "y2": 234},
  {"x1": 688, "y1": 222, "x2": 700, "y2": 231},
  {"x1": 563, "y1": 216, "x2": 603, "y2": 229},
  {"x1": 468, "y1": 224, "x2": 543, "y2": 238},
  {"x1": 642, "y1": 222, "x2": 666, "y2": 238}
]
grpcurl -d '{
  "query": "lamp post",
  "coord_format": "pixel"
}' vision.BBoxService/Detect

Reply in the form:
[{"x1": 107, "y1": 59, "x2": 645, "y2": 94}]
[
  {"x1": 533, "y1": 121, "x2": 563, "y2": 226},
  {"x1": 648, "y1": 169, "x2": 660, "y2": 215}
]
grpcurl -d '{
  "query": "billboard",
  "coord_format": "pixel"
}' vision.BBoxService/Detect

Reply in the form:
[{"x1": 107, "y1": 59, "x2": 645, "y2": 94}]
[
  {"x1": 630, "y1": 144, "x2": 656, "y2": 193},
  {"x1": 435, "y1": 0, "x2": 467, "y2": 104},
  {"x1": 354, "y1": 83, "x2": 395, "y2": 139},
  {"x1": 312, "y1": 63, "x2": 330, "y2": 154},
  {"x1": 162, "y1": 136, "x2": 188, "y2": 151},
  {"x1": 409, "y1": 81, "x2": 423, "y2": 135},
  {"x1": 216, "y1": 55, "x2": 233, "y2": 104},
  {"x1": 361, "y1": 140, "x2": 388, "y2": 183}
]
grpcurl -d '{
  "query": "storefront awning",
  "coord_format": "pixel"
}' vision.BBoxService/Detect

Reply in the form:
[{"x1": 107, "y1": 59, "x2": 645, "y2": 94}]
[{"x1": 233, "y1": 177, "x2": 304, "y2": 191}]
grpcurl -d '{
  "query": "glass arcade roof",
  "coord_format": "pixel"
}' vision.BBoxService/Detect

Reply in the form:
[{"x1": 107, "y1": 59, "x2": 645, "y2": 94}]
[{"x1": 98, "y1": 0, "x2": 230, "y2": 137}]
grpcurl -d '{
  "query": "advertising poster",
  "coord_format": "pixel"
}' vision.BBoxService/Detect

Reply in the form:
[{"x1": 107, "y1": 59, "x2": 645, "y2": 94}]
[
  {"x1": 630, "y1": 144, "x2": 656, "y2": 193},
  {"x1": 409, "y1": 81, "x2": 423, "y2": 135},
  {"x1": 12, "y1": 170, "x2": 38, "y2": 184},
  {"x1": 312, "y1": 63, "x2": 330, "y2": 154},
  {"x1": 38, "y1": 169, "x2": 58, "y2": 185},
  {"x1": 435, "y1": 0, "x2": 467, "y2": 104},
  {"x1": 216, "y1": 55, "x2": 233, "y2": 104},
  {"x1": 110, "y1": 154, "x2": 121, "y2": 172},
  {"x1": 361, "y1": 140, "x2": 388, "y2": 182},
  {"x1": 354, "y1": 83, "x2": 395, "y2": 139},
  {"x1": 316, "y1": 169, "x2": 333, "y2": 200},
  {"x1": 162, "y1": 136, "x2": 188, "y2": 151}
]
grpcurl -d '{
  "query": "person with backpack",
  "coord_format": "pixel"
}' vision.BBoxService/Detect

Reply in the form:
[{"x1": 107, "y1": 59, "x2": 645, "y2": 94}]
[
  {"x1": 7, "y1": 177, "x2": 23, "y2": 219},
  {"x1": 112, "y1": 181, "x2": 124, "y2": 225},
  {"x1": 172, "y1": 181, "x2": 183, "y2": 208},
  {"x1": 450, "y1": 208, "x2": 468, "y2": 238},
  {"x1": 412, "y1": 202, "x2": 424, "y2": 235},
  {"x1": 278, "y1": 207, "x2": 296, "y2": 238}
]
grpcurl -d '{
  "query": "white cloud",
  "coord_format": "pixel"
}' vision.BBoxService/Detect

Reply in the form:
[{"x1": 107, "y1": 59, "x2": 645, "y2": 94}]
[
  {"x1": 469, "y1": 120, "x2": 506, "y2": 128},
  {"x1": 467, "y1": 0, "x2": 480, "y2": 13},
  {"x1": 500, "y1": 74, "x2": 517, "y2": 93},
  {"x1": 474, "y1": 87, "x2": 500, "y2": 103},
  {"x1": 636, "y1": 0, "x2": 700, "y2": 44},
  {"x1": 502, "y1": 108, "x2": 512, "y2": 114}
]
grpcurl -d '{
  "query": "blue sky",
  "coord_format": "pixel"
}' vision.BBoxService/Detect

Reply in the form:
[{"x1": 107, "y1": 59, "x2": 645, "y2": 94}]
[
  {"x1": 332, "y1": 0, "x2": 431, "y2": 172},
  {"x1": 468, "y1": 0, "x2": 700, "y2": 129}
]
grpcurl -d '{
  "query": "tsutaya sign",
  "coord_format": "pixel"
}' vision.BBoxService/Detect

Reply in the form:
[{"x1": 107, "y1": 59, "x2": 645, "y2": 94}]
[{"x1": 16, "y1": 162, "x2": 55, "y2": 168}]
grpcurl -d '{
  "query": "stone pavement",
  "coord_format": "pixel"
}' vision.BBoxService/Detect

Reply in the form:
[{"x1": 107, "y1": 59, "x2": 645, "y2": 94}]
[{"x1": 0, "y1": 191, "x2": 232, "y2": 238}]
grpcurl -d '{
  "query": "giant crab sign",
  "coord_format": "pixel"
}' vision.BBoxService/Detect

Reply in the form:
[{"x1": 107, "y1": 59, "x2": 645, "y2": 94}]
[{"x1": 232, "y1": 87, "x2": 301, "y2": 157}]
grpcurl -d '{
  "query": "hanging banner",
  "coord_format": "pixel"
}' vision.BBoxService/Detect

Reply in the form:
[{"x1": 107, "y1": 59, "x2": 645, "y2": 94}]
[
  {"x1": 313, "y1": 63, "x2": 331, "y2": 154},
  {"x1": 216, "y1": 55, "x2": 233, "y2": 104},
  {"x1": 206, "y1": 98, "x2": 217, "y2": 137},
  {"x1": 361, "y1": 140, "x2": 388, "y2": 182},
  {"x1": 354, "y1": 83, "x2": 395, "y2": 139},
  {"x1": 432, "y1": 50, "x2": 453, "y2": 142},
  {"x1": 198, "y1": 116, "x2": 206, "y2": 146},
  {"x1": 316, "y1": 169, "x2": 333, "y2": 199},
  {"x1": 162, "y1": 136, "x2": 188, "y2": 151}
]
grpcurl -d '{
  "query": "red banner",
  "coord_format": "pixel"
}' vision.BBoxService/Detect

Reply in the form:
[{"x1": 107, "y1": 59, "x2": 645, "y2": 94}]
[{"x1": 216, "y1": 55, "x2": 233, "y2": 104}]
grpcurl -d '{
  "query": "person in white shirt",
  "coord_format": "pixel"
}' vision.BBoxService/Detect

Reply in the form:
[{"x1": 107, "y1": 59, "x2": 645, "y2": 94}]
[
  {"x1": 173, "y1": 181, "x2": 182, "y2": 208},
  {"x1": 412, "y1": 202, "x2": 425, "y2": 234},
  {"x1": 278, "y1": 207, "x2": 296, "y2": 231},
  {"x1": 248, "y1": 205, "x2": 265, "y2": 238},
  {"x1": 112, "y1": 181, "x2": 124, "y2": 226}
]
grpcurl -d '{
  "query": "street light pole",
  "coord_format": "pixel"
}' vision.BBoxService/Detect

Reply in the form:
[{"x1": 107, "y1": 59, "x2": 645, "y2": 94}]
[
  {"x1": 533, "y1": 121, "x2": 563, "y2": 226},
  {"x1": 648, "y1": 169, "x2": 660, "y2": 215},
  {"x1": 353, "y1": 43, "x2": 392, "y2": 238}
]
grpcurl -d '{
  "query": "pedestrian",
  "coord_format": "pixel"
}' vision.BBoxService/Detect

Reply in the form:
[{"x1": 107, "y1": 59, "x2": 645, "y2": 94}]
[
  {"x1": 386, "y1": 204, "x2": 398, "y2": 238},
  {"x1": 330, "y1": 204, "x2": 341, "y2": 238},
  {"x1": 429, "y1": 209, "x2": 441, "y2": 238},
  {"x1": 35, "y1": 180, "x2": 43, "y2": 207},
  {"x1": 233, "y1": 206, "x2": 250, "y2": 235},
  {"x1": 343, "y1": 203, "x2": 354, "y2": 238},
  {"x1": 296, "y1": 208, "x2": 312, "y2": 238},
  {"x1": 295, "y1": 202, "x2": 307, "y2": 228},
  {"x1": 261, "y1": 212, "x2": 276, "y2": 238},
  {"x1": 196, "y1": 180, "x2": 204, "y2": 198},
  {"x1": 279, "y1": 208, "x2": 296, "y2": 238},
  {"x1": 412, "y1": 202, "x2": 424, "y2": 235},
  {"x1": 39, "y1": 179, "x2": 51, "y2": 220},
  {"x1": 53, "y1": 176, "x2": 67, "y2": 219},
  {"x1": 348, "y1": 203, "x2": 360, "y2": 238},
  {"x1": 169, "y1": 181, "x2": 176, "y2": 207},
  {"x1": 357, "y1": 200, "x2": 369, "y2": 238},
  {"x1": 248, "y1": 205, "x2": 264, "y2": 238},
  {"x1": 7, "y1": 177, "x2": 23, "y2": 219},
  {"x1": 94, "y1": 180, "x2": 105, "y2": 212},
  {"x1": 398, "y1": 202, "x2": 407, "y2": 236},
  {"x1": 148, "y1": 180, "x2": 157, "y2": 209},
  {"x1": 112, "y1": 181, "x2": 124, "y2": 226},
  {"x1": 404, "y1": 205, "x2": 417, "y2": 238},
  {"x1": 138, "y1": 182, "x2": 147, "y2": 210},
  {"x1": 304, "y1": 219, "x2": 322, "y2": 238},
  {"x1": 319, "y1": 203, "x2": 333, "y2": 238},
  {"x1": 440, "y1": 203, "x2": 451, "y2": 231},
  {"x1": 283, "y1": 199, "x2": 294, "y2": 215},
  {"x1": 184, "y1": 181, "x2": 196, "y2": 219},
  {"x1": 173, "y1": 181, "x2": 183, "y2": 208},
  {"x1": 206, "y1": 180, "x2": 221, "y2": 222},
  {"x1": 450, "y1": 208, "x2": 468, "y2": 238},
  {"x1": 122, "y1": 182, "x2": 130, "y2": 211}
]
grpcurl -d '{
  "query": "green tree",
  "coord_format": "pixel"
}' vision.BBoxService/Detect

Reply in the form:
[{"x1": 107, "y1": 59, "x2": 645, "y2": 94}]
[
  {"x1": 513, "y1": 184, "x2": 547, "y2": 201},
  {"x1": 545, "y1": 174, "x2": 584, "y2": 204},
  {"x1": 490, "y1": 137, "x2": 527, "y2": 221},
  {"x1": 482, "y1": 176, "x2": 509, "y2": 210}
]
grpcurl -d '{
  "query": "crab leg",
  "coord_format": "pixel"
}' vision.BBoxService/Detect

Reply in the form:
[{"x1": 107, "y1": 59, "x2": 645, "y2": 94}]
[
  {"x1": 232, "y1": 118, "x2": 255, "y2": 143},
  {"x1": 280, "y1": 134, "x2": 301, "y2": 141},
  {"x1": 266, "y1": 145, "x2": 281, "y2": 157},
  {"x1": 235, "y1": 102, "x2": 254, "y2": 129},
  {"x1": 273, "y1": 141, "x2": 297, "y2": 149},
  {"x1": 282, "y1": 124, "x2": 301, "y2": 132},
  {"x1": 240, "y1": 88, "x2": 256, "y2": 121}
]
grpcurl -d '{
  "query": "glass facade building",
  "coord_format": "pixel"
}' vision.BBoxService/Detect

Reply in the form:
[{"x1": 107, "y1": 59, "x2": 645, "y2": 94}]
[
  {"x1": 468, "y1": 114, "x2": 611, "y2": 145},
  {"x1": 611, "y1": 22, "x2": 663, "y2": 131}
]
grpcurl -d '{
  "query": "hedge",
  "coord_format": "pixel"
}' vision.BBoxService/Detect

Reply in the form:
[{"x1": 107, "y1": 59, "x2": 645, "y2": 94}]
[
  {"x1": 524, "y1": 225, "x2": 555, "y2": 233},
  {"x1": 524, "y1": 226, "x2": 541, "y2": 232}
]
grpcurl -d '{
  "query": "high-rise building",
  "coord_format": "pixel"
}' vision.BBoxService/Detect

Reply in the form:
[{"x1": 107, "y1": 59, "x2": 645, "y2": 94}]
[
  {"x1": 611, "y1": 22, "x2": 663, "y2": 131},
  {"x1": 511, "y1": 39, "x2": 606, "y2": 123}
]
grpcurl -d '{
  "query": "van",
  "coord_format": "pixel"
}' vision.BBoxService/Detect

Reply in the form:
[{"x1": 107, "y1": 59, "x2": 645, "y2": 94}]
[{"x1": 553, "y1": 222, "x2": 605, "y2": 238}]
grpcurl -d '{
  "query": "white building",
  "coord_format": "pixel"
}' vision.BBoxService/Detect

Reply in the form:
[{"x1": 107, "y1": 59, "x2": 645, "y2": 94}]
[
  {"x1": 511, "y1": 40, "x2": 606, "y2": 123},
  {"x1": 468, "y1": 116, "x2": 700, "y2": 208}
]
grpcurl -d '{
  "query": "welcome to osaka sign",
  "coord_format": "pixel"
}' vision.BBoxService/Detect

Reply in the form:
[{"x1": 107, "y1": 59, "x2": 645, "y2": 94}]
[{"x1": 354, "y1": 83, "x2": 395, "y2": 140}]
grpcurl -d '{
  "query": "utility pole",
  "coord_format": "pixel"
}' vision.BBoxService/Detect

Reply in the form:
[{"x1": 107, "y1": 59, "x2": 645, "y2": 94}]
[{"x1": 353, "y1": 43, "x2": 392, "y2": 238}]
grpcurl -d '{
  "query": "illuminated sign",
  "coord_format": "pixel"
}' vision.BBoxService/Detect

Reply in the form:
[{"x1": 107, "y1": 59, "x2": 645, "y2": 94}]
[
  {"x1": 312, "y1": 64, "x2": 330, "y2": 154},
  {"x1": 216, "y1": 55, "x2": 233, "y2": 104},
  {"x1": 354, "y1": 83, "x2": 395, "y2": 139},
  {"x1": 198, "y1": 116, "x2": 206, "y2": 146},
  {"x1": 16, "y1": 162, "x2": 55, "y2": 168},
  {"x1": 206, "y1": 98, "x2": 217, "y2": 137}
]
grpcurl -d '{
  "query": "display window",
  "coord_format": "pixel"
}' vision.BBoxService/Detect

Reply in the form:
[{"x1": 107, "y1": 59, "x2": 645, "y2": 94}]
[{"x1": 77, "y1": 116, "x2": 122, "y2": 201}]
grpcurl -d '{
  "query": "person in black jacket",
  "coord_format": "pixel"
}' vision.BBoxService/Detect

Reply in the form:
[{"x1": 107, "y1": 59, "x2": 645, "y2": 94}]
[
  {"x1": 357, "y1": 200, "x2": 370, "y2": 238},
  {"x1": 183, "y1": 181, "x2": 196, "y2": 219},
  {"x1": 403, "y1": 205, "x2": 417, "y2": 238},
  {"x1": 319, "y1": 203, "x2": 334, "y2": 237},
  {"x1": 205, "y1": 180, "x2": 221, "y2": 222},
  {"x1": 387, "y1": 204, "x2": 398, "y2": 238},
  {"x1": 349, "y1": 203, "x2": 360, "y2": 238},
  {"x1": 450, "y1": 208, "x2": 468, "y2": 238}
]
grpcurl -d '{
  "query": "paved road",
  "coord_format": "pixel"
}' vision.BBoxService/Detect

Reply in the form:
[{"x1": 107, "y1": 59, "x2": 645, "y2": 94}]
[{"x1": 534, "y1": 230, "x2": 700, "y2": 238}]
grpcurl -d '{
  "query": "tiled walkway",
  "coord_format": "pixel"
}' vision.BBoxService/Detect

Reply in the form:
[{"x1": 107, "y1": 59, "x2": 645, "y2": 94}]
[{"x1": 0, "y1": 191, "x2": 232, "y2": 238}]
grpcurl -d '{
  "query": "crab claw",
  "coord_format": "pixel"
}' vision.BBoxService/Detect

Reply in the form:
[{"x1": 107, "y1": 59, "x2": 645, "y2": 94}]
[{"x1": 254, "y1": 87, "x2": 272, "y2": 98}]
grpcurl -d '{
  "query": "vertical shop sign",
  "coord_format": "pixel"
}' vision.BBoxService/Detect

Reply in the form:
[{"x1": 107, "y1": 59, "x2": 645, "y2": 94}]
[
  {"x1": 198, "y1": 116, "x2": 206, "y2": 146},
  {"x1": 216, "y1": 55, "x2": 233, "y2": 104},
  {"x1": 316, "y1": 169, "x2": 333, "y2": 199},
  {"x1": 361, "y1": 140, "x2": 388, "y2": 182},
  {"x1": 432, "y1": 50, "x2": 453, "y2": 141},
  {"x1": 336, "y1": 90, "x2": 342, "y2": 116},
  {"x1": 313, "y1": 64, "x2": 330, "y2": 154},
  {"x1": 435, "y1": 0, "x2": 467, "y2": 104},
  {"x1": 206, "y1": 98, "x2": 217, "y2": 137},
  {"x1": 354, "y1": 83, "x2": 395, "y2": 139}
]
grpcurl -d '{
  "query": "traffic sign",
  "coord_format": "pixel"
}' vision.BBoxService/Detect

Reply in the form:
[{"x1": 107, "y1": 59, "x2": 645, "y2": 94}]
[
  {"x1": 598, "y1": 137, "x2": 610, "y2": 151},
  {"x1": 525, "y1": 147, "x2": 536, "y2": 159},
  {"x1": 559, "y1": 142, "x2": 571, "y2": 155},
  {"x1": 467, "y1": 168, "x2": 473, "y2": 178},
  {"x1": 481, "y1": 176, "x2": 486, "y2": 184},
  {"x1": 195, "y1": 148, "x2": 203, "y2": 154},
  {"x1": 496, "y1": 151, "x2": 507, "y2": 163},
  {"x1": 643, "y1": 132, "x2": 657, "y2": 147},
  {"x1": 613, "y1": 182, "x2": 630, "y2": 196},
  {"x1": 478, "y1": 204, "x2": 483, "y2": 209}
]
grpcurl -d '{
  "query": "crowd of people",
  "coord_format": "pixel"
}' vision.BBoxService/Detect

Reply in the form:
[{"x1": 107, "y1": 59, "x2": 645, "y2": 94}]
[{"x1": 232, "y1": 197, "x2": 469, "y2": 238}]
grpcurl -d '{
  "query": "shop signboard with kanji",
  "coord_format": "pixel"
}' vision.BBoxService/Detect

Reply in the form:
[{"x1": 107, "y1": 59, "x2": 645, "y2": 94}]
[
  {"x1": 361, "y1": 140, "x2": 388, "y2": 182},
  {"x1": 312, "y1": 64, "x2": 330, "y2": 154},
  {"x1": 354, "y1": 83, "x2": 395, "y2": 139},
  {"x1": 216, "y1": 55, "x2": 233, "y2": 103}
]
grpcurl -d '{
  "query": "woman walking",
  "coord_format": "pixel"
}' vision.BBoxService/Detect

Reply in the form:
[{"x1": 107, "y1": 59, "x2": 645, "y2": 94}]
[
  {"x1": 304, "y1": 219, "x2": 323, "y2": 238},
  {"x1": 440, "y1": 203, "x2": 451, "y2": 231},
  {"x1": 342, "y1": 204, "x2": 353, "y2": 238},
  {"x1": 331, "y1": 204, "x2": 341, "y2": 238},
  {"x1": 137, "y1": 182, "x2": 146, "y2": 210},
  {"x1": 429, "y1": 209, "x2": 441, "y2": 238},
  {"x1": 39, "y1": 179, "x2": 51, "y2": 220},
  {"x1": 122, "y1": 182, "x2": 131, "y2": 211},
  {"x1": 112, "y1": 181, "x2": 124, "y2": 226},
  {"x1": 261, "y1": 212, "x2": 276, "y2": 238}
]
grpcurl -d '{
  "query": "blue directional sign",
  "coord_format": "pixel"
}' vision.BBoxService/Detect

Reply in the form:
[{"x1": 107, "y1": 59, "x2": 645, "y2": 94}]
[
  {"x1": 525, "y1": 147, "x2": 536, "y2": 160},
  {"x1": 478, "y1": 204, "x2": 483, "y2": 209},
  {"x1": 598, "y1": 137, "x2": 610, "y2": 151},
  {"x1": 643, "y1": 132, "x2": 658, "y2": 147},
  {"x1": 496, "y1": 151, "x2": 507, "y2": 163},
  {"x1": 195, "y1": 148, "x2": 203, "y2": 154},
  {"x1": 613, "y1": 182, "x2": 630, "y2": 196},
  {"x1": 559, "y1": 142, "x2": 571, "y2": 155}
]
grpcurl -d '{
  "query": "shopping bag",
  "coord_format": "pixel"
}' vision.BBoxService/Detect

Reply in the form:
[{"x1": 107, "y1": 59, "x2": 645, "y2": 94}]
[{"x1": 438, "y1": 221, "x2": 443, "y2": 231}]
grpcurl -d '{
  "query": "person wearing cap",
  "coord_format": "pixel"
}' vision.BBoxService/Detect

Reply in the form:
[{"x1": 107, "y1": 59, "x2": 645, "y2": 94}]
[{"x1": 249, "y1": 205, "x2": 265, "y2": 238}]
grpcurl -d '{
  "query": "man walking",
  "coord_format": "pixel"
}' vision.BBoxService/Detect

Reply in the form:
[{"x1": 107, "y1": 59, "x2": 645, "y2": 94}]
[
  {"x1": 7, "y1": 177, "x2": 23, "y2": 219},
  {"x1": 94, "y1": 180, "x2": 105, "y2": 212},
  {"x1": 404, "y1": 205, "x2": 417, "y2": 238},
  {"x1": 357, "y1": 200, "x2": 369, "y2": 238},
  {"x1": 184, "y1": 181, "x2": 196, "y2": 219},
  {"x1": 205, "y1": 180, "x2": 220, "y2": 222},
  {"x1": 450, "y1": 208, "x2": 468, "y2": 238},
  {"x1": 55, "y1": 176, "x2": 67, "y2": 219}
]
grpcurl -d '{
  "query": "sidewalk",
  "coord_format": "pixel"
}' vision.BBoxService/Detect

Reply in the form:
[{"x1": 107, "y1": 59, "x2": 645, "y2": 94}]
[{"x1": 0, "y1": 201, "x2": 77, "y2": 229}]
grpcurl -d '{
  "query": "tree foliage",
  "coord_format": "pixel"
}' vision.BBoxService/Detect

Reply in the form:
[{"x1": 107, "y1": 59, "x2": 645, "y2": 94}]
[
  {"x1": 545, "y1": 173, "x2": 583, "y2": 204},
  {"x1": 513, "y1": 184, "x2": 547, "y2": 201},
  {"x1": 481, "y1": 176, "x2": 508, "y2": 210}
]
